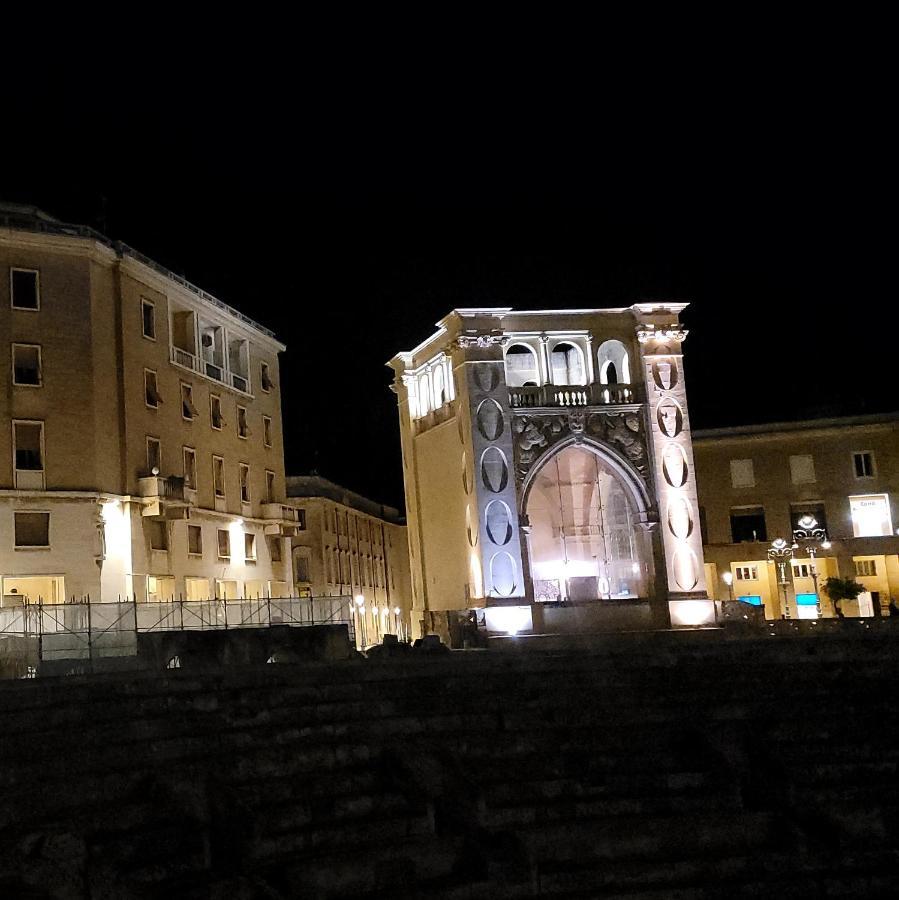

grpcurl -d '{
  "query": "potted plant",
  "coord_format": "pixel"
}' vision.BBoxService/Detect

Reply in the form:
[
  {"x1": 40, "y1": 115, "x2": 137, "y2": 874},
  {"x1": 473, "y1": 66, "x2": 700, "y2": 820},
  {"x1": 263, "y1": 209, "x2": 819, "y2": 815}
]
[{"x1": 822, "y1": 576, "x2": 865, "y2": 619}]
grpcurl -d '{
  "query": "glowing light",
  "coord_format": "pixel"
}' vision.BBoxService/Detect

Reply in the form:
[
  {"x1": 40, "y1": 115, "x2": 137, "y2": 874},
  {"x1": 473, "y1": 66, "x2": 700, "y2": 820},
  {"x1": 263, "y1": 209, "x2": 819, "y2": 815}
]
[
  {"x1": 354, "y1": 594, "x2": 364, "y2": 607},
  {"x1": 393, "y1": 607, "x2": 401, "y2": 615},
  {"x1": 722, "y1": 571, "x2": 733, "y2": 586},
  {"x1": 669, "y1": 599, "x2": 716, "y2": 627},
  {"x1": 484, "y1": 606, "x2": 532, "y2": 636},
  {"x1": 821, "y1": 540, "x2": 832, "y2": 550}
]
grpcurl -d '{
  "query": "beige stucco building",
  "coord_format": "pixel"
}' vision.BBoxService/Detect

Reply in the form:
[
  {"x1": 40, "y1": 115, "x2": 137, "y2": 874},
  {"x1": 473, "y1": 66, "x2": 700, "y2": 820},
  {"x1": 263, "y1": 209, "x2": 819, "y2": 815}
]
[
  {"x1": 389, "y1": 305, "x2": 712, "y2": 639},
  {"x1": 286, "y1": 475, "x2": 412, "y2": 643},
  {"x1": 694, "y1": 413, "x2": 899, "y2": 619},
  {"x1": 1, "y1": 203, "x2": 296, "y2": 606}
]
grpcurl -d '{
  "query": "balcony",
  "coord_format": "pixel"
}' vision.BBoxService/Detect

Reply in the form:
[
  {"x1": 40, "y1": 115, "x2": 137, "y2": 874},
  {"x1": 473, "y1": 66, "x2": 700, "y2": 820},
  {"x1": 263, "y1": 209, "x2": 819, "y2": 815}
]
[
  {"x1": 262, "y1": 503, "x2": 299, "y2": 536},
  {"x1": 138, "y1": 475, "x2": 191, "y2": 518},
  {"x1": 509, "y1": 382, "x2": 639, "y2": 410},
  {"x1": 169, "y1": 345, "x2": 252, "y2": 396}
]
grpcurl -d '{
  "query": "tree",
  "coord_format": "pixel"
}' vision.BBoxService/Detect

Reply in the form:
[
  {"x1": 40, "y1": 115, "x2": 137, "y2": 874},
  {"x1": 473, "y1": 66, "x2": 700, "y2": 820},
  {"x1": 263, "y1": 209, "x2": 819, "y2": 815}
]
[{"x1": 823, "y1": 576, "x2": 865, "y2": 619}]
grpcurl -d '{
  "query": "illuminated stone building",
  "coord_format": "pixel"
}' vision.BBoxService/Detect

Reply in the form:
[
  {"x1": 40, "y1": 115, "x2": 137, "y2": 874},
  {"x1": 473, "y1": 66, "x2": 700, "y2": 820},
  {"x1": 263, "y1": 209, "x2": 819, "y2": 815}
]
[
  {"x1": 1, "y1": 204, "x2": 296, "y2": 605},
  {"x1": 694, "y1": 413, "x2": 899, "y2": 619},
  {"x1": 286, "y1": 475, "x2": 412, "y2": 643},
  {"x1": 388, "y1": 305, "x2": 711, "y2": 638}
]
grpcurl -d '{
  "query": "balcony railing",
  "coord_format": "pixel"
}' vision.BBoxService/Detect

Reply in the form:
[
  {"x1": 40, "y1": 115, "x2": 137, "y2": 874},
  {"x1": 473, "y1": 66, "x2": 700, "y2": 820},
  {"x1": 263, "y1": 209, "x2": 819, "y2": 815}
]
[
  {"x1": 509, "y1": 383, "x2": 638, "y2": 409},
  {"x1": 138, "y1": 476, "x2": 187, "y2": 502},
  {"x1": 170, "y1": 346, "x2": 251, "y2": 396},
  {"x1": 171, "y1": 346, "x2": 197, "y2": 370}
]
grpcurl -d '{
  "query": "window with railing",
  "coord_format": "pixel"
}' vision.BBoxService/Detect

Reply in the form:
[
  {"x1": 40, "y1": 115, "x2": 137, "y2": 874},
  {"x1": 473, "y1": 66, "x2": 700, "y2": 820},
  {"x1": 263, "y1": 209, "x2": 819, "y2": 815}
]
[
  {"x1": 145, "y1": 369, "x2": 162, "y2": 408},
  {"x1": 213, "y1": 455, "x2": 226, "y2": 498},
  {"x1": 239, "y1": 463, "x2": 250, "y2": 504}
]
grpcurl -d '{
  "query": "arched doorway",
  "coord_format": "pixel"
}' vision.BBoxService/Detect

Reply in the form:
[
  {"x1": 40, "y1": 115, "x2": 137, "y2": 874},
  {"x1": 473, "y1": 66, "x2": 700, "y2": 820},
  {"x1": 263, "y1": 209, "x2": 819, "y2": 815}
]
[{"x1": 525, "y1": 443, "x2": 650, "y2": 602}]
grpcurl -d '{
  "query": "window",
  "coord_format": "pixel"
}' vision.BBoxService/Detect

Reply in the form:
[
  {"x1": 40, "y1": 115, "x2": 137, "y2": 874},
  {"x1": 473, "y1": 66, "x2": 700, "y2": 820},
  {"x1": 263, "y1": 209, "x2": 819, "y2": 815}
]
[
  {"x1": 849, "y1": 494, "x2": 892, "y2": 537},
  {"x1": 13, "y1": 420, "x2": 44, "y2": 484},
  {"x1": 855, "y1": 559, "x2": 878, "y2": 577},
  {"x1": 297, "y1": 508, "x2": 306, "y2": 530},
  {"x1": 730, "y1": 459, "x2": 755, "y2": 488},
  {"x1": 213, "y1": 456, "x2": 225, "y2": 498},
  {"x1": 210, "y1": 395, "x2": 224, "y2": 430},
  {"x1": 265, "y1": 470, "x2": 276, "y2": 503},
  {"x1": 147, "y1": 519, "x2": 168, "y2": 551},
  {"x1": 260, "y1": 361, "x2": 274, "y2": 392},
  {"x1": 10, "y1": 268, "x2": 39, "y2": 310},
  {"x1": 141, "y1": 298, "x2": 156, "y2": 340},
  {"x1": 14, "y1": 511, "x2": 50, "y2": 548},
  {"x1": 269, "y1": 536, "x2": 283, "y2": 563},
  {"x1": 244, "y1": 532, "x2": 256, "y2": 562},
  {"x1": 146, "y1": 437, "x2": 161, "y2": 474},
  {"x1": 183, "y1": 447, "x2": 197, "y2": 489},
  {"x1": 789, "y1": 454, "x2": 816, "y2": 485},
  {"x1": 144, "y1": 370, "x2": 162, "y2": 408},
  {"x1": 853, "y1": 452, "x2": 875, "y2": 478},
  {"x1": 187, "y1": 524, "x2": 203, "y2": 556},
  {"x1": 181, "y1": 383, "x2": 198, "y2": 420},
  {"x1": 735, "y1": 566, "x2": 758, "y2": 581},
  {"x1": 730, "y1": 506, "x2": 767, "y2": 543},
  {"x1": 263, "y1": 415, "x2": 272, "y2": 448},
  {"x1": 217, "y1": 528, "x2": 230, "y2": 560},
  {"x1": 237, "y1": 406, "x2": 250, "y2": 439},
  {"x1": 239, "y1": 463, "x2": 250, "y2": 504},
  {"x1": 12, "y1": 344, "x2": 41, "y2": 386},
  {"x1": 792, "y1": 563, "x2": 812, "y2": 578}
]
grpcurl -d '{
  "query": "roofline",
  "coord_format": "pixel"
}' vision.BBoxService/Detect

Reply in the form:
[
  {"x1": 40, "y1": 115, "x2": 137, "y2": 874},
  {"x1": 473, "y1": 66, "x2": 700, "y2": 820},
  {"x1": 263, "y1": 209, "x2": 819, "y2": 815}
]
[
  {"x1": 692, "y1": 411, "x2": 899, "y2": 441},
  {"x1": 0, "y1": 203, "x2": 282, "y2": 345},
  {"x1": 388, "y1": 303, "x2": 689, "y2": 368},
  {"x1": 285, "y1": 474, "x2": 405, "y2": 524}
]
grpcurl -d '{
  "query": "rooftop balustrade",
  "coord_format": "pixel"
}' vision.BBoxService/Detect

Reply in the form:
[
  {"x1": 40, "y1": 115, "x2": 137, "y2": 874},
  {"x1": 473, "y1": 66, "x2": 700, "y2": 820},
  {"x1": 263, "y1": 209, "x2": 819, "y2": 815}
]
[{"x1": 509, "y1": 382, "x2": 639, "y2": 409}]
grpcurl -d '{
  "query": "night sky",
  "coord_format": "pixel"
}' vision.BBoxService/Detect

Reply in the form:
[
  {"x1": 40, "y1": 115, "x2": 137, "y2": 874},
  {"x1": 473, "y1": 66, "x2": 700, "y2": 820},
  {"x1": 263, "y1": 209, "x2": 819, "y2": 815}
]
[{"x1": 3, "y1": 98, "x2": 893, "y2": 511}]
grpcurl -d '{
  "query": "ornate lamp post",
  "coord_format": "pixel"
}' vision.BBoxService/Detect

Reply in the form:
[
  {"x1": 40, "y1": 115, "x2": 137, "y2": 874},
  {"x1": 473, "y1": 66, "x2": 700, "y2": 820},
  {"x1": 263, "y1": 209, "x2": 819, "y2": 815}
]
[
  {"x1": 768, "y1": 537, "x2": 794, "y2": 619},
  {"x1": 792, "y1": 515, "x2": 831, "y2": 618}
]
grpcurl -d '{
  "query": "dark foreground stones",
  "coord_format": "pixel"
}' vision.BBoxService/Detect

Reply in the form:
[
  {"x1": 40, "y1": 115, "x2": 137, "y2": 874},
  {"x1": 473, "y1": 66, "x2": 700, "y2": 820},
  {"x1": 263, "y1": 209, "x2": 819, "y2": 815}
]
[{"x1": 2, "y1": 628, "x2": 899, "y2": 897}]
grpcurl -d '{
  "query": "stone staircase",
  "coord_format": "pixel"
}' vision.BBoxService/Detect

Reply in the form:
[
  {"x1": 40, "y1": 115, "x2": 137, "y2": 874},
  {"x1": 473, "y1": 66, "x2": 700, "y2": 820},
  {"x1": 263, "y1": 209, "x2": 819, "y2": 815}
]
[{"x1": 2, "y1": 629, "x2": 899, "y2": 897}]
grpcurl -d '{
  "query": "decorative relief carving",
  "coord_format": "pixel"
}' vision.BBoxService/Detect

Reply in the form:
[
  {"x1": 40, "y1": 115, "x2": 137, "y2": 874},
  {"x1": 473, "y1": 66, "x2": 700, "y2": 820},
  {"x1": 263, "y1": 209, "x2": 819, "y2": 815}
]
[
  {"x1": 453, "y1": 332, "x2": 507, "y2": 349},
  {"x1": 636, "y1": 327, "x2": 688, "y2": 344},
  {"x1": 512, "y1": 410, "x2": 648, "y2": 483}
]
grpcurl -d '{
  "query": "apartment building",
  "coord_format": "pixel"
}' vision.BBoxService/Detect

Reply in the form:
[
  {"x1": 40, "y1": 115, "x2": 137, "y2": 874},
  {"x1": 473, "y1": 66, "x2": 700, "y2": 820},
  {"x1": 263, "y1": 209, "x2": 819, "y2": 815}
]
[
  {"x1": 286, "y1": 475, "x2": 412, "y2": 642},
  {"x1": 694, "y1": 413, "x2": 899, "y2": 618},
  {"x1": 388, "y1": 305, "x2": 712, "y2": 639},
  {"x1": 1, "y1": 203, "x2": 296, "y2": 605}
]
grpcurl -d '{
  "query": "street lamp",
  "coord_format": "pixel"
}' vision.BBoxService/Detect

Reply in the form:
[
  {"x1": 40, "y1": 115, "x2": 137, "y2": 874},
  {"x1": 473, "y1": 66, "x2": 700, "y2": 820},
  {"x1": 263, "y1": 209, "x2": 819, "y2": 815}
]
[
  {"x1": 792, "y1": 515, "x2": 829, "y2": 617},
  {"x1": 768, "y1": 537, "x2": 794, "y2": 619},
  {"x1": 722, "y1": 570, "x2": 734, "y2": 602}
]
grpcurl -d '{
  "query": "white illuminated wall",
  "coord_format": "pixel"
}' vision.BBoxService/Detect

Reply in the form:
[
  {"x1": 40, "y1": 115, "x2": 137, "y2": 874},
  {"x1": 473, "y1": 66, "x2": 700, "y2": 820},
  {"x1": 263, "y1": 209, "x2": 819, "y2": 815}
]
[{"x1": 637, "y1": 321, "x2": 711, "y2": 625}]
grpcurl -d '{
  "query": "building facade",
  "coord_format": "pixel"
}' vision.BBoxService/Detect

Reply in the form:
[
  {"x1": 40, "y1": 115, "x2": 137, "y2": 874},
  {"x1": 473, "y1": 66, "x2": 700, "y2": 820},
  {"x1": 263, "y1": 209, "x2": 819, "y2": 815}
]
[
  {"x1": 694, "y1": 413, "x2": 899, "y2": 619},
  {"x1": 388, "y1": 306, "x2": 712, "y2": 639},
  {"x1": 286, "y1": 475, "x2": 412, "y2": 642},
  {"x1": 1, "y1": 204, "x2": 296, "y2": 606}
]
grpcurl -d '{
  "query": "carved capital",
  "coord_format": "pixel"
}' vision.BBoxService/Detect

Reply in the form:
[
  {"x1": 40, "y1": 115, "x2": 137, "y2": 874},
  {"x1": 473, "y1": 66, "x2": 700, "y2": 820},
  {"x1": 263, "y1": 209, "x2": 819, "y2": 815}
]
[{"x1": 637, "y1": 327, "x2": 688, "y2": 345}]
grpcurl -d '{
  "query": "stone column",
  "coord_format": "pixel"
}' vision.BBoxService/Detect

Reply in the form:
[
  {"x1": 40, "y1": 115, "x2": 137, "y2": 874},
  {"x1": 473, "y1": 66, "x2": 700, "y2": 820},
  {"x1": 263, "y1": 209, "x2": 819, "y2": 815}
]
[{"x1": 637, "y1": 321, "x2": 712, "y2": 627}]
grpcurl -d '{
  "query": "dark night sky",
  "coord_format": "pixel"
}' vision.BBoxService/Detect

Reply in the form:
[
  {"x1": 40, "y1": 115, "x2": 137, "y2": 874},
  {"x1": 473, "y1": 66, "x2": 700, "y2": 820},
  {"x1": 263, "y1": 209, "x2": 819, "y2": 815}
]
[{"x1": 2, "y1": 78, "x2": 893, "y2": 510}]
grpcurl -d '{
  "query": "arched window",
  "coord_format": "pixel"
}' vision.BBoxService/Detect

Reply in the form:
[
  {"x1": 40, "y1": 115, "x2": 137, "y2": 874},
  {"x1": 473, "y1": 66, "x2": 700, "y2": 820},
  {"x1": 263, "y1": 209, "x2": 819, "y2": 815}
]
[
  {"x1": 417, "y1": 373, "x2": 431, "y2": 416},
  {"x1": 550, "y1": 342, "x2": 585, "y2": 385},
  {"x1": 433, "y1": 366, "x2": 446, "y2": 408},
  {"x1": 504, "y1": 344, "x2": 540, "y2": 387},
  {"x1": 597, "y1": 340, "x2": 630, "y2": 385}
]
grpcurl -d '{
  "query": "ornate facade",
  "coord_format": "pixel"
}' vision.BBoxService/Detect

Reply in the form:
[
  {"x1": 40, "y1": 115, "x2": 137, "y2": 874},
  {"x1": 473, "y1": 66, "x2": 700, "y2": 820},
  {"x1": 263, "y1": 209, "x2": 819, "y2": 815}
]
[{"x1": 388, "y1": 306, "x2": 712, "y2": 639}]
